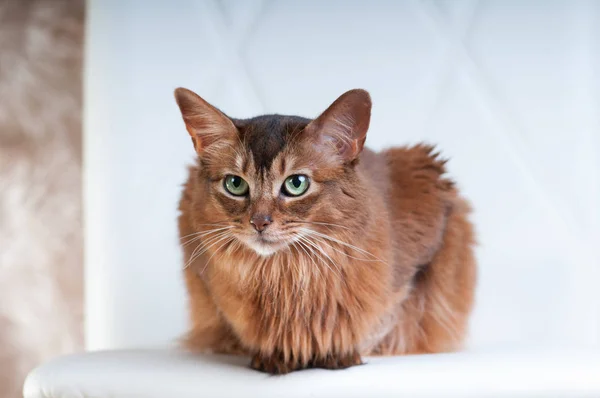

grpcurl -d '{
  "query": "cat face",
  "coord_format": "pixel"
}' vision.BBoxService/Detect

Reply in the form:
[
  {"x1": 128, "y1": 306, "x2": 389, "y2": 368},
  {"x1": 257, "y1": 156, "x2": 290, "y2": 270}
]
[{"x1": 175, "y1": 89, "x2": 371, "y2": 256}]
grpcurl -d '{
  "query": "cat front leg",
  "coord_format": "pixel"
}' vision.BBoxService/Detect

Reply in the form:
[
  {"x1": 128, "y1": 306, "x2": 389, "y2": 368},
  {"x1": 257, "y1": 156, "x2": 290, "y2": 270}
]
[
  {"x1": 250, "y1": 350, "x2": 363, "y2": 374},
  {"x1": 250, "y1": 351, "x2": 304, "y2": 375},
  {"x1": 310, "y1": 351, "x2": 363, "y2": 370}
]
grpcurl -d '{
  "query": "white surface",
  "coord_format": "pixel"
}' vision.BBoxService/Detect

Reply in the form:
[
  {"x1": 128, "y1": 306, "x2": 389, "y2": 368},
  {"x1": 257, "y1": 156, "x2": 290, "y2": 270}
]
[
  {"x1": 85, "y1": 0, "x2": 600, "y2": 350},
  {"x1": 23, "y1": 347, "x2": 600, "y2": 398}
]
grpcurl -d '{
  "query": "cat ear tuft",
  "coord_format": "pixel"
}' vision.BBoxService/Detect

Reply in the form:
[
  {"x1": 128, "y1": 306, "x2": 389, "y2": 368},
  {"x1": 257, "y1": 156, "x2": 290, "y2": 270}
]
[
  {"x1": 305, "y1": 89, "x2": 372, "y2": 162},
  {"x1": 174, "y1": 87, "x2": 237, "y2": 154}
]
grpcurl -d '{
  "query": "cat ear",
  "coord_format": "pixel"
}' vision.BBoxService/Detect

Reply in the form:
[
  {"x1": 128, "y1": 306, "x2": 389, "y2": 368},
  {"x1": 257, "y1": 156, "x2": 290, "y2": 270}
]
[
  {"x1": 174, "y1": 87, "x2": 237, "y2": 154},
  {"x1": 305, "y1": 89, "x2": 372, "y2": 162}
]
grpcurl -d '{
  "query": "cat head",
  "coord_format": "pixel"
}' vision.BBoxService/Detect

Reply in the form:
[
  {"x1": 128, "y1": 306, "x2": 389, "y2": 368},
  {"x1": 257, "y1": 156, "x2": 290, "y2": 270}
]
[{"x1": 174, "y1": 88, "x2": 371, "y2": 256}]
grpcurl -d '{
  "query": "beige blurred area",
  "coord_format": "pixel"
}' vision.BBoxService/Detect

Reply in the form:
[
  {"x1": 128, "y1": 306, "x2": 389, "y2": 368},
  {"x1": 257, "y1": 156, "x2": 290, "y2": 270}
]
[{"x1": 0, "y1": 0, "x2": 84, "y2": 397}]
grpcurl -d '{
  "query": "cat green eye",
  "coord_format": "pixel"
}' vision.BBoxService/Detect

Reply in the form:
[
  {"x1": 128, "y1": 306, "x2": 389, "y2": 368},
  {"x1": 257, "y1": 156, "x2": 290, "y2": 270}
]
[
  {"x1": 224, "y1": 175, "x2": 249, "y2": 196},
  {"x1": 282, "y1": 174, "x2": 310, "y2": 197}
]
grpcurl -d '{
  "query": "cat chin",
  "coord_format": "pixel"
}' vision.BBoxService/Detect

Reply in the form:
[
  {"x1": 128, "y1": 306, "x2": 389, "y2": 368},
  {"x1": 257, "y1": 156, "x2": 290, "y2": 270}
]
[
  {"x1": 243, "y1": 240, "x2": 285, "y2": 257},
  {"x1": 248, "y1": 243, "x2": 279, "y2": 257}
]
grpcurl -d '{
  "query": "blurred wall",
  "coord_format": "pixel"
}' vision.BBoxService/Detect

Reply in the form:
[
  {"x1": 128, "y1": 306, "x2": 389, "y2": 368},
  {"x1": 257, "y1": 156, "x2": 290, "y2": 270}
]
[
  {"x1": 0, "y1": 1, "x2": 84, "y2": 397},
  {"x1": 86, "y1": 0, "x2": 599, "y2": 351}
]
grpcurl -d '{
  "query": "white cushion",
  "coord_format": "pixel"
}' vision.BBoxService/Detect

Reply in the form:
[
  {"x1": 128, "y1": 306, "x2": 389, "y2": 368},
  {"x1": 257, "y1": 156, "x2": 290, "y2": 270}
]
[{"x1": 24, "y1": 346, "x2": 600, "y2": 398}]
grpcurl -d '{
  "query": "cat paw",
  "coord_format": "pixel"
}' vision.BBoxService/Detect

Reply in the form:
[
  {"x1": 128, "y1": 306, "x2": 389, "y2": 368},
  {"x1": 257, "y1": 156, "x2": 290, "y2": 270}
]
[
  {"x1": 312, "y1": 351, "x2": 363, "y2": 370},
  {"x1": 250, "y1": 353, "x2": 299, "y2": 375}
]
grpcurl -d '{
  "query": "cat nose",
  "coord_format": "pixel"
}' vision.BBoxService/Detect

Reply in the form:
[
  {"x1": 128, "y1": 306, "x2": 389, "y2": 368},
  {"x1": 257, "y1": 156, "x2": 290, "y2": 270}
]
[{"x1": 250, "y1": 214, "x2": 272, "y2": 232}]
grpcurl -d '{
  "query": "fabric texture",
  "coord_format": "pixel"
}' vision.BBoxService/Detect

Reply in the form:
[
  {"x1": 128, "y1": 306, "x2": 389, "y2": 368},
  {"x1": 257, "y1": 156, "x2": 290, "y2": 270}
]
[
  {"x1": 23, "y1": 347, "x2": 600, "y2": 398},
  {"x1": 0, "y1": 1, "x2": 84, "y2": 397}
]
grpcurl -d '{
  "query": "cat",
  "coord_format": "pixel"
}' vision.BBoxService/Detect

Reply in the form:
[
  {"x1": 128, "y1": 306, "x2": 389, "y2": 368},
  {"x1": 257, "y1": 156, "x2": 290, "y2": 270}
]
[{"x1": 175, "y1": 87, "x2": 476, "y2": 374}]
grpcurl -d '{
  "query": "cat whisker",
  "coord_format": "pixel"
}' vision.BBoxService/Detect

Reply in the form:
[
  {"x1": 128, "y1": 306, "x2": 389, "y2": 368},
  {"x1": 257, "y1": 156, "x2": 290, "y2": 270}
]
[
  {"x1": 179, "y1": 226, "x2": 229, "y2": 244},
  {"x1": 197, "y1": 222, "x2": 231, "y2": 225},
  {"x1": 289, "y1": 220, "x2": 350, "y2": 231},
  {"x1": 287, "y1": 238, "x2": 311, "y2": 294},
  {"x1": 187, "y1": 232, "x2": 231, "y2": 271},
  {"x1": 292, "y1": 234, "x2": 323, "y2": 281},
  {"x1": 302, "y1": 231, "x2": 383, "y2": 263},
  {"x1": 181, "y1": 228, "x2": 234, "y2": 245},
  {"x1": 185, "y1": 239, "x2": 211, "y2": 269},
  {"x1": 299, "y1": 227, "x2": 386, "y2": 264},
  {"x1": 180, "y1": 226, "x2": 234, "y2": 247},
  {"x1": 299, "y1": 235, "x2": 337, "y2": 271},
  {"x1": 201, "y1": 236, "x2": 235, "y2": 275},
  {"x1": 194, "y1": 231, "x2": 234, "y2": 259},
  {"x1": 179, "y1": 222, "x2": 231, "y2": 239},
  {"x1": 183, "y1": 230, "x2": 233, "y2": 269},
  {"x1": 297, "y1": 234, "x2": 343, "y2": 282},
  {"x1": 186, "y1": 229, "x2": 231, "y2": 260},
  {"x1": 180, "y1": 224, "x2": 232, "y2": 234},
  {"x1": 295, "y1": 239, "x2": 323, "y2": 284}
]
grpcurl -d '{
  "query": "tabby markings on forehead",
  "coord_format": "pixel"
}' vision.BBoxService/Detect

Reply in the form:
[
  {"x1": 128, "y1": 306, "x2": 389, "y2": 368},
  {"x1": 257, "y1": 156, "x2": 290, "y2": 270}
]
[
  {"x1": 234, "y1": 115, "x2": 310, "y2": 172},
  {"x1": 234, "y1": 152, "x2": 244, "y2": 171}
]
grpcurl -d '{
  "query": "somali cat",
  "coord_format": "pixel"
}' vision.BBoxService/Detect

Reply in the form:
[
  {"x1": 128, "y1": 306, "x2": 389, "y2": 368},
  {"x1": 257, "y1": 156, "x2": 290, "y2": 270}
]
[{"x1": 174, "y1": 87, "x2": 476, "y2": 374}]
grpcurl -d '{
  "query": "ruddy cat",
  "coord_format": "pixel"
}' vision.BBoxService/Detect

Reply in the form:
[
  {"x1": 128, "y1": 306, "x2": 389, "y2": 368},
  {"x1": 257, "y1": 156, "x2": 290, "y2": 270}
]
[{"x1": 175, "y1": 88, "x2": 476, "y2": 374}]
